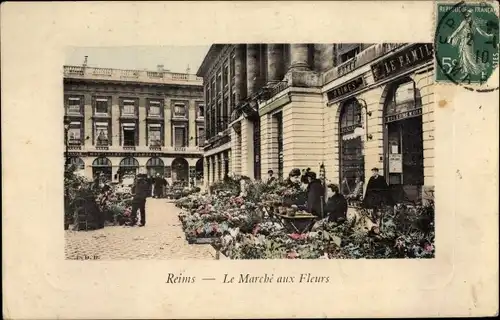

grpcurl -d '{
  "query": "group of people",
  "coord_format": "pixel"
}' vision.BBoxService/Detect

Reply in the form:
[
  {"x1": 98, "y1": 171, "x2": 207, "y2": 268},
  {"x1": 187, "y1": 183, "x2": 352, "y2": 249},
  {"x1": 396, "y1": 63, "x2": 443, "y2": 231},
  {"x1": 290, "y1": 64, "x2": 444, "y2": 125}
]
[{"x1": 272, "y1": 166, "x2": 394, "y2": 225}]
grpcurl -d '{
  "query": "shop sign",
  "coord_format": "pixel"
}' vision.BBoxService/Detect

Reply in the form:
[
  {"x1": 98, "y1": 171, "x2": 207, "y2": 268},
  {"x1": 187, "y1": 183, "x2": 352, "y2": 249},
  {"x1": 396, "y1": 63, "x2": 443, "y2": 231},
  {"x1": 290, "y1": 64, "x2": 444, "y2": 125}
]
[
  {"x1": 326, "y1": 76, "x2": 365, "y2": 102},
  {"x1": 389, "y1": 154, "x2": 403, "y2": 173},
  {"x1": 371, "y1": 43, "x2": 433, "y2": 82},
  {"x1": 83, "y1": 151, "x2": 202, "y2": 158},
  {"x1": 385, "y1": 107, "x2": 422, "y2": 123}
]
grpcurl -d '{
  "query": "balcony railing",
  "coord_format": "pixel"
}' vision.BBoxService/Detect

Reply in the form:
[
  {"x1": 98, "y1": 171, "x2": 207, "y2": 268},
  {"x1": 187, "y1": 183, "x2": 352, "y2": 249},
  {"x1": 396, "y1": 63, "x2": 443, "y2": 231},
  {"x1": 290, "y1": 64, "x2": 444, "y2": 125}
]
[
  {"x1": 174, "y1": 146, "x2": 187, "y2": 152},
  {"x1": 64, "y1": 66, "x2": 203, "y2": 85},
  {"x1": 123, "y1": 145, "x2": 136, "y2": 150}
]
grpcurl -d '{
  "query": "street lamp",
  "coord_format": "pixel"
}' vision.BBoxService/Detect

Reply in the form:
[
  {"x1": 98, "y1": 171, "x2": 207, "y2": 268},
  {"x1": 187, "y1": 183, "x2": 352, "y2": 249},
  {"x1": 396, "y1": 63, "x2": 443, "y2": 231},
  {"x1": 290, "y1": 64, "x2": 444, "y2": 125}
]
[{"x1": 356, "y1": 99, "x2": 373, "y2": 140}]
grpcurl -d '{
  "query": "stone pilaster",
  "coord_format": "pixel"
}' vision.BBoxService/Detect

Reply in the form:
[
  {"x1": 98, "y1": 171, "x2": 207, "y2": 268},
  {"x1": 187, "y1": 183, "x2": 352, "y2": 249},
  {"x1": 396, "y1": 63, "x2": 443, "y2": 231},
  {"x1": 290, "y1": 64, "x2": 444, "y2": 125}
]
[
  {"x1": 111, "y1": 95, "x2": 120, "y2": 147},
  {"x1": 259, "y1": 114, "x2": 272, "y2": 175},
  {"x1": 188, "y1": 99, "x2": 196, "y2": 148},
  {"x1": 246, "y1": 44, "x2": 260, "y2": 97},
  {"x1": 164, "y1": 97, "x2": 172, "y2": 147},
  {"x1": 289, "y1": 44, "x2": 310, "y2": 71},
  {"x1": 138, "y1": 97, "x2": 147, "y2": 146},
  {"x1": 234, "y1": 44, "x2": 246, "y2": 102},
  {"x1": 84, "y1": 93, "x2": 93, "y2": 146},
  {"x1": 267, "y1": 44, "x2": 284, "y2": 84}
]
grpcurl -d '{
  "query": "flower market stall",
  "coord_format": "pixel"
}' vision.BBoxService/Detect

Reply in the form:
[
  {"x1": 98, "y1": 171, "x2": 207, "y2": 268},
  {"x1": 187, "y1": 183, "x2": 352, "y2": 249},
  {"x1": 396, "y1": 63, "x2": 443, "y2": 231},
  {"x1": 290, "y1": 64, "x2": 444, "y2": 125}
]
[{"x1": 175, "y1": 175, "x2": 435, "y2": 259}]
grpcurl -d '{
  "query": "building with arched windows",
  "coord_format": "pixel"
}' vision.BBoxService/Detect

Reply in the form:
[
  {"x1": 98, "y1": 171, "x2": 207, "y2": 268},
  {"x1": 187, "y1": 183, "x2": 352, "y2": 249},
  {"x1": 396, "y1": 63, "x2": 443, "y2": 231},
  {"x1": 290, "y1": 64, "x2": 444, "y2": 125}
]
[
  {"x1": 198, "y1": 43, "x2": 435, "y2": 204},
  {"x1": 64, "y1": 65, "x2": 206, "y2": 185}
]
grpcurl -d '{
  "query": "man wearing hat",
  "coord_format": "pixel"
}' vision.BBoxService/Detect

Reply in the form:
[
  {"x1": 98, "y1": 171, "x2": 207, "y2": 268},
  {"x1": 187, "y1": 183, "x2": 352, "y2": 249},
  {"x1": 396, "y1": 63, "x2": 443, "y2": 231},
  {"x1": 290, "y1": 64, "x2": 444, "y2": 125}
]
[
  {"x1": 362, "y1": 167, "x2": 394, "y2": 224},
  {"x1": 130, "y1": 173, "x2": 150, "y2": 226}
]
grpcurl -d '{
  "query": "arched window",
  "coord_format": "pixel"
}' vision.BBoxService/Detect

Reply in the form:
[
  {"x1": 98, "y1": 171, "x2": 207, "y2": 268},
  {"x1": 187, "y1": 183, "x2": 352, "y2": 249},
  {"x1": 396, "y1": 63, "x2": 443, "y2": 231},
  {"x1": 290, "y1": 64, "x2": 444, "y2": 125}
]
[
  {"x1": 68, "y1": 157, "x2": 85, "y2": 171},
  {"x1": 383, "y1": 78, "x2": 424, "y2": 204},
  {"x1": 91, "y1": 157, "x2": 112, "y2": 180},
  {"x1": 119, "y1": 157, "x2": 139, "y2": 178},
  {"x1": 172, "y1": 157, "x2": 189, "y2": 183},
  {"x1": 338, "y1": 98, "x2": 364, "y2": 196},
  {"x1": 146, "y1": 157, "x2": 165, "y2": 176}
]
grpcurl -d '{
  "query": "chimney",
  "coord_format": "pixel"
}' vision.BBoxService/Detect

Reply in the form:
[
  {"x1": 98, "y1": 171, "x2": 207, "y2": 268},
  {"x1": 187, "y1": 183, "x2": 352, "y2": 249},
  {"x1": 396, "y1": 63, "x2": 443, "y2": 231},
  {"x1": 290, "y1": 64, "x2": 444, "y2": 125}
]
[
  {"x1": 157, "y1": 64, "x2": 164, "y2": 72},
  {"x1": 83, "y1": 56, "x2": 88, "y2": 67}
]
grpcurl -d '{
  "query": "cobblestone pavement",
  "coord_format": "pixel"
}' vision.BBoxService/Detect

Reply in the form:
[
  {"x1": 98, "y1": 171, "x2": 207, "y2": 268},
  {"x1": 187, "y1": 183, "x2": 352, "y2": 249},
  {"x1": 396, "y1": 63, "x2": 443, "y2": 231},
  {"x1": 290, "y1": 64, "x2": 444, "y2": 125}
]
[{"x1": 65, "y1": 199, "x2": 216, "y2": 260}]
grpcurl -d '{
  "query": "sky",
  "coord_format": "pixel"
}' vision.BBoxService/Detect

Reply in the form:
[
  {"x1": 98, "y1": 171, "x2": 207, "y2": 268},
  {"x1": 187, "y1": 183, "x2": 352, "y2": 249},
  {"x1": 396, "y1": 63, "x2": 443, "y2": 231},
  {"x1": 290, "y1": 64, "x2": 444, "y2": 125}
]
[{"x1": 65, "y1": 46, "x2": 211, "y2": 74}]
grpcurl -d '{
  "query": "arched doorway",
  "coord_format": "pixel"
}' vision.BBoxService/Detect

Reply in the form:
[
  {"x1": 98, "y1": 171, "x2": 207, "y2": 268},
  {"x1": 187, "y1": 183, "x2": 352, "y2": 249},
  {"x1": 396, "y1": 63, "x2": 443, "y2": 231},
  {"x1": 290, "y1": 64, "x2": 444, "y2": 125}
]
[
  {"x1": 383, "y1": 78, "x2": 424, "y2": 204},
  {"x1": 195, "y1": 158, "x2": 204, "y2": 183},
  {"x1": 118, "y1": 157, "x2": 139, "y2": 180},
  {"x1": 92, "y1": 157, "x2": 112, "y2": 180},
  {"x1": 171, "y1": 157, "x2": 188, "y2": 183},
  {"x1": 146, "y1": 157, "x2": 165, "y2": 177},
  {"x1": 338, "y1": 98, "x2": 364, "y2": 196}
]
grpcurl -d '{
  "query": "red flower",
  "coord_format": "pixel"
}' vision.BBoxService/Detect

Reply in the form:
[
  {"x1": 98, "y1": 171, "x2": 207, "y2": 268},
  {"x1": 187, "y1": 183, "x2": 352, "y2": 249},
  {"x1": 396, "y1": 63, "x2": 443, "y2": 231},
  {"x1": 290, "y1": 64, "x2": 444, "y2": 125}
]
[{"x1": 287, "y1": 251, "x2": 298, "y2": 259}]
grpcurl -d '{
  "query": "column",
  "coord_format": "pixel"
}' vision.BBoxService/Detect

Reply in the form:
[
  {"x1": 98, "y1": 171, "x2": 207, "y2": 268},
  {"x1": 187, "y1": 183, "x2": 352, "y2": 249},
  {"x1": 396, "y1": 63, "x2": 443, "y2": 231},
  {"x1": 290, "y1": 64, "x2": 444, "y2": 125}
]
[
  {"x1": 246, "y1": 44, "x2": 260, "y2": 97},
  {"x1": 203, "y1": 157, "x2": 209, "y2": 188},
  {"x1": 230, "y1": 126, "x2": 242, "y2": 175},
  {"x1": 235, "y1": 44, "x2": 246, "y2": 102},
  {"x1": 267, "y1": 44, "x2": 284, "y2": 84},
  {"x1": 138, "y1": 97, "x2": 147, "y2": 146},
  {"x1": 208, "y1": 157, "x2": 213, "y2": 184},
  {"x1": 84, "y1": 93, "x2": 93, "y2": 146},
  {"x1": 289, "y1": 44, "x2": 310, "y2": 71},
  {"x1": 240, "y1": 118, "x2": 255, "y2": 178}
]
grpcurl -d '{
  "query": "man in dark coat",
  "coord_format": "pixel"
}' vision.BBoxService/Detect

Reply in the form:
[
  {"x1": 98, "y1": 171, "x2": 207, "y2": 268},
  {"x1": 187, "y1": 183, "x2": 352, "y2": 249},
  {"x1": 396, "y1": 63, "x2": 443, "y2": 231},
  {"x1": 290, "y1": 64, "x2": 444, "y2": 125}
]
[
  {"x1": 324, "y1": 184, "x2": 348, "y2": 223},
  {"x1": 306, "y1": 171, "x2": 325, "y2": 218},
  {"x1": 362, "y1": 167, "x2": 394, "y2": 223},
  {"x1": 153, "y1": 173, "x2": 165, "y2": 198},
  {"x1": 362, "y1": 168, "x2": 394, "y2": 208},
  {"x1": 130, "y1": 174, "x2": 150, "y2": 226}
]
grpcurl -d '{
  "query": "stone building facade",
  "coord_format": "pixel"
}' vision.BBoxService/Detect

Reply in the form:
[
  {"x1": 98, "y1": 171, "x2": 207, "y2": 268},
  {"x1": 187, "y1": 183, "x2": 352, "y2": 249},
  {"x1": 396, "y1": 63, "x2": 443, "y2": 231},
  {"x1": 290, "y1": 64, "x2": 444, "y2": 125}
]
[
  {"x1": 197, "y1": 43, "x2": 435, "y2": 203},
  {"x1": 63, "y1": 65, "x2": 205, "y2": 185}
]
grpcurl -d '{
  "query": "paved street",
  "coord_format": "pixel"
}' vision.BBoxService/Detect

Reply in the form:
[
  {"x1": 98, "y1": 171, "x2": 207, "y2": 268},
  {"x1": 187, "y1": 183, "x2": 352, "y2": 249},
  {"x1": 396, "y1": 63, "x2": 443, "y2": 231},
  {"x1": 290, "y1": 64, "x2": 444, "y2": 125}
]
[{"x1": 65, "y1": 199, "x2": 216, "y2": 260}]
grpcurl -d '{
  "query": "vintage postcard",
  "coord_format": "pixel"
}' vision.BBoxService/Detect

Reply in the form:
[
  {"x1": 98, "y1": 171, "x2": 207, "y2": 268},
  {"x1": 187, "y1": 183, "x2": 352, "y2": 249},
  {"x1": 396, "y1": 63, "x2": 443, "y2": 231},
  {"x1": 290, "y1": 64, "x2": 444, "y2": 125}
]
[{"x1": 2, "y1": 1, "x2": 498, "y2": 319}]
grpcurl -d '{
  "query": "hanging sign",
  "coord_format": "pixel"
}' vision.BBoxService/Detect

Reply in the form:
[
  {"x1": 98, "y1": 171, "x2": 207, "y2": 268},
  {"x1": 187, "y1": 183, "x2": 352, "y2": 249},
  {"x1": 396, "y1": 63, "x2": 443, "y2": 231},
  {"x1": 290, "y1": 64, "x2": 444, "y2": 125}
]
[
  {"x1": 326, "y1": 76, "x2": 365, "y2": 102},
  {"x1": 389, "y1": 154, "x2": 403, "y2": 173},
  {"x1": 371, "y1": 43, "x2": 433, "y2": 82}
]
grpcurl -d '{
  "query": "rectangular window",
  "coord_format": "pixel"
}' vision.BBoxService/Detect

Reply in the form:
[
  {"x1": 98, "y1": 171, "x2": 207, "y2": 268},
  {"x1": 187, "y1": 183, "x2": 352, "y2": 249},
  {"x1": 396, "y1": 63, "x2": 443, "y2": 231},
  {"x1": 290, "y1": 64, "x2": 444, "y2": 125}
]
[
  {"x1": 340, "y1": 47, "x2": 360, "y2": 63},
  {"x1": 223, "y1": 65, "x2": 229, "y2": 87},
  {"x1": 197, "y1": 104, "x2": 204, "y2": 118},
  {"x1": 230, "y1": 55, "x2": 235, "y2": 79},
  {"x1": 149, "y1": 125, "x2": 162, "y2": 146},
  {"x1": 122, "y1": 99, "x2": 135, "y2": 116},
  {"x1": 95, "y1": 122, "x2": 109, "y2": 146},
  {"x1": 211, "y1": 80, "x2": 216, "y2": 101},
  {"x1": 173, "y1": 103, "x2": 186, "y2": 118},
  {"x1": 174, "y1": 126, "x2": 186, "y2": 147},
  {"x1": 68, "y1": 122, "x2": 82, "y2": 145},
  {"x1": 67, "y1": 97, "x2": 81, "y2": 114},
  {"x1": 197, "y1": 127, "x2": 205, "y2": 146},
  {"x1": 95, "y1": 98, "x2": 108, "y2": 114},
  {"x1": 217, "y1": 73, "x2": 222, "y2": 92},
  {"x1": 148, "y1": 100, "x2": 162, "y2": 117},
  {"x1": 123, "y1": 124, "x2": 136, "y2": 146}
]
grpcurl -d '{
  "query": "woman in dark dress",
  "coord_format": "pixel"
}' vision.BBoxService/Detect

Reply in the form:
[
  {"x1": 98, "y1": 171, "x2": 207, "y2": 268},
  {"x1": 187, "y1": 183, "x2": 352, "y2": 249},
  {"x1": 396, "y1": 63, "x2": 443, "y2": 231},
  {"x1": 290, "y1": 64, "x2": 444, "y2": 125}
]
[
  {"x1": 305, "y1": 171, "x2": 325, "y2": 218},
  {"x1": 324, "y1": 184, "x2": 348, "y2": 223}
]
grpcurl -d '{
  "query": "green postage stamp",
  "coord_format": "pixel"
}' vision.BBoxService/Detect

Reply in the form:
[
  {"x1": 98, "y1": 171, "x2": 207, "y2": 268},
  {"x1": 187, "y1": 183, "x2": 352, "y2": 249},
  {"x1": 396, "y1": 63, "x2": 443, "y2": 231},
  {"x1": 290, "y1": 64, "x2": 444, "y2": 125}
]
[{"x1": 435, "y1": 1, "x2": 499, "y2": 90}]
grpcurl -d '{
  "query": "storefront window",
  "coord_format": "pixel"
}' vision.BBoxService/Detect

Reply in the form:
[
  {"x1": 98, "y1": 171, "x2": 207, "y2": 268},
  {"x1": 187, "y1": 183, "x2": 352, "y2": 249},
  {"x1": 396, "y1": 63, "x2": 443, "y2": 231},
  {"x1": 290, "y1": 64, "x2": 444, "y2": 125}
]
[{"x1": 384, "y1": 78, "x2": 424, "y2": 203}]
